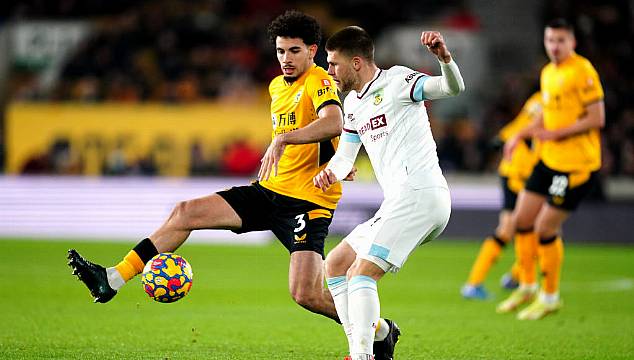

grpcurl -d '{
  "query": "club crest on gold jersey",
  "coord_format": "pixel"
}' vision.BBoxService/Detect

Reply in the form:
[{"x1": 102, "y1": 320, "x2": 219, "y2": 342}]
[{"x1": 294, "y1": 90, "x2": 303, "y2": 103}]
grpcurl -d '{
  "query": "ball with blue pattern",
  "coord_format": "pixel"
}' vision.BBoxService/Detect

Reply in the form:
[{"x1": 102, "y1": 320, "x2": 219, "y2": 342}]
[{"x1": 141, "y1": 253, "x2": 193, "y2": 303}]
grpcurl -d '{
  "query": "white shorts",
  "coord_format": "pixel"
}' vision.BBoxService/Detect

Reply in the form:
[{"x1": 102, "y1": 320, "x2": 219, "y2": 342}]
[{"x1": 344, "y1": 186, "x2": 451, "y2": 272}]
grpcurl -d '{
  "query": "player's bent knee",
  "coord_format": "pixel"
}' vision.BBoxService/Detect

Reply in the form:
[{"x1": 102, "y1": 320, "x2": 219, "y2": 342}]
[
  {"x1": 323, "y1": 258, "x2": 337, "y2": 277},
  {"x1": 324, "y1": 255, "x2": 347, "y2": 277},
  {"x1": 324, "y1": 243, "x2": 355, "y2": 277},
  {"x1": 497, "y1": 223, "x2": 514, "y2": 242},
  {"x1": 514, "y1": 215, "x2": 535, "y2": 231},
  {"x1": 534, "y1": 223, "x2": 559, "y2": 239},
  {"x1": 348, "y1": 257, "x2": 388, "y2": 279},
  {"x1": 168, "y1": 200, "x2": 202, "y2": 229},
  {"x1": 173, "y1": 201, "x2": 190, "y2": 218}
]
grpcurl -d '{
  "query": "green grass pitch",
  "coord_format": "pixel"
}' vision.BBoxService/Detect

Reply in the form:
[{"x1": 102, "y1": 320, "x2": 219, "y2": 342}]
[{"x1": 1, "y1": 238, "x2": 632, "y2": 359}]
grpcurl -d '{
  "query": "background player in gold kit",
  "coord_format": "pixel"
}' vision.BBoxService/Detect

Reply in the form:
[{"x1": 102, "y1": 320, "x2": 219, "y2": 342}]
[
  {"x1": 461, "y1": 92, "x2": 541, "y2": 300},
  {"x1": 68, "y1": 9, "x2": 346, "y2": 320},
  {"x1": 497, "y1": 18, "x2": 605, "y2": 320}
]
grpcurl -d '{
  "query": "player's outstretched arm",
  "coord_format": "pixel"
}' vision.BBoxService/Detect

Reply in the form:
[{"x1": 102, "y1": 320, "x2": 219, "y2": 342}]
[
  {"x1": 418, "y1": 31, "x2": 465, "y2": 100},
  {"x1": 259, "y1": 104, "x2": 343, "y2": 181}
]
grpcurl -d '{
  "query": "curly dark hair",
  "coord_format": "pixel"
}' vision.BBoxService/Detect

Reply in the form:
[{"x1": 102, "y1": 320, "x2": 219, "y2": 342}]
[{"x1": 267, "y1": 10, "x2": 321, "y2": 46}]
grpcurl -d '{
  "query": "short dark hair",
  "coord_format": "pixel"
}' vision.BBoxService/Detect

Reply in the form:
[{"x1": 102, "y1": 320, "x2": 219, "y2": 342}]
[
  {"x1": 546, "y1": 18, "x2": 574, "y2": 33},
  {"x1": 325, "y1": 26, "x2": 374, "y2": 62},
  {"x1": 267, "y1": 10, "x2": 321, "y2": 46}
]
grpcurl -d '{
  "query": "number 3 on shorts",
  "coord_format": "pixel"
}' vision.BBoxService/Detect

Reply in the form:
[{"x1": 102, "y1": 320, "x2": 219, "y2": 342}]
[
  {"x1": 549, "y1": 175, "x2": 568, "y2": 197},
  {"x1": 294, "y1": 214, "x2": 306, "y2": 233}
]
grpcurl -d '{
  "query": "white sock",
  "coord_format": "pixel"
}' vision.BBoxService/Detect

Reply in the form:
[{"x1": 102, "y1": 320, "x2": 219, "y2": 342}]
[
  {"x1": 352, "y1": 355, "x2": 374, "y2": 360},
  {"x1": 374, "y1": 318, "x2": 389, "y2": 341},
  {"x1": 348, "y1": 275, "x2": 379, "y2": 357},
  {"x1": 106, "y1": 267, "x2": 126, "y2": 291},
  {"x1": 327, "y1": 276, "x2": 353, "y2": 352},
  {"x1": 539, "y1": 291, "x2": 559, "y2": 304},
  {"x1": 519, "y1": 283, "x2": 538, "y2": 293}
]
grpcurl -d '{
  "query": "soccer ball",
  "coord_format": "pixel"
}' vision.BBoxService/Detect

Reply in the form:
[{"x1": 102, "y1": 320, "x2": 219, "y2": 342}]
[{"x1": 141, "y1": 253, "x2": 193, "y2": 303}]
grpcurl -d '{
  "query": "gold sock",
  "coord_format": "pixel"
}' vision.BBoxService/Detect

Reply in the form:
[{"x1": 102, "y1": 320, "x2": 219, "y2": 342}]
[
  {"x1": 539, "y1": 236, "x2": 564, "y2": 294},
  {"x1": 515, "y1": 230, "x2": 538, "y2": 285},
  {"x1": 466, "y1": 236, "x2": 506, "y2": 285},
  {"x1": 510, "y1": 260, "x2": 521, "y2": 282},
  {"x1": 114, "y1": 238, "x2": 159, "y2": 282},
  {"x1": 114, "y1": 250, "x2": 146, "y2": 282}
]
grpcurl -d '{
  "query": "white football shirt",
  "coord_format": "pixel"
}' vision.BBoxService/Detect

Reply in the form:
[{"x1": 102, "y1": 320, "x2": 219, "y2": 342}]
[{"x1": 340, "y1": 66, "x2": 448, "y2": 196}]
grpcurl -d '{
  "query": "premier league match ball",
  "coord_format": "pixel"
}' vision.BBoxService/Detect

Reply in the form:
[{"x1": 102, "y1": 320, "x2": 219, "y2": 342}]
[{"x1": 141, "y1": 253, "x2": 193, "y2": 303}]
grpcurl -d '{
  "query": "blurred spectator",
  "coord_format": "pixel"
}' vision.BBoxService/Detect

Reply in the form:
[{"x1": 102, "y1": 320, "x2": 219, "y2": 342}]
[
  {"x1": 4, "y1": 0, "x2": 633, "y2": 178},
  {"x1": 131, "y1": 154, "x2": 158, "y2": 176},
  {"x1": 49, "y1": 138, "x2": 82, "y2": 174},
  {"x1": 189, "y1": 140, "x2": 218, "y2": 176},
  {"x1": 220, "y1": 138, "x2": 262, "y2": 176},
  {"x1": 103, "y1": 141, "x2": 129, "y2": 175},
  {"x1": 21, "y1": 153, "x2": 51, "y2": 174},
  {"x1": 442, "y1": 1, "x2": 481, "y2": 31},
  {"x1": 21, "y1": 137, "x2": 82, "y2": 175}
]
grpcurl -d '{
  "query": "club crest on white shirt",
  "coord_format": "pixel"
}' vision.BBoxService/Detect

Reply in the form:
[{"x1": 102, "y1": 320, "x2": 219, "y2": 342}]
[{"x1": 373, "y1": 89, "x2": 384, "y2": 105}]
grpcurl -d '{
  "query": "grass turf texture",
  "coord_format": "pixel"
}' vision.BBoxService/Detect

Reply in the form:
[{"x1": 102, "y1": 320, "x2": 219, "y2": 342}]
[{"x1": 1, "y1": 238, "x2": 633, "y2": 359}]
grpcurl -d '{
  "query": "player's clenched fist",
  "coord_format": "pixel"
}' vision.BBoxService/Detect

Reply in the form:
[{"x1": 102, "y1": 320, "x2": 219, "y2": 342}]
[
  {"x1": 421, "y1": 31, "x2": 452, "y2": 63},
  {"x1": 313, "y1": 168, "x2": 338, "y2": 191}
]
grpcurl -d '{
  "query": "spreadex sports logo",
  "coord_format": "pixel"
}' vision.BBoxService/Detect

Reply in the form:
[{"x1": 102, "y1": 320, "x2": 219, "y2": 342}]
[{"x1": 358, "y1": 114, "x2": 387, "y2": 137}]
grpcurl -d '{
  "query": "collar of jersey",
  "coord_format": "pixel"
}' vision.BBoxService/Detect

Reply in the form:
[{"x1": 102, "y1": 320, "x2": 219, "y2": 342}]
[
  {"x1": 552, "y1": 51, "x2": 578, "y2": 69},
  {"x1": 356, "y1": 68, "x2": 383, "y2": 99}
]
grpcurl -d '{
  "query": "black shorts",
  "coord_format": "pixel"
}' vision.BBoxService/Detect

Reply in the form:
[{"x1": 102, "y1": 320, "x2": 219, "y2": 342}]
[
  {"x1": 524, "y1": 161, "x2": 599, "y2": 211},
  {"x1": 500, "y1": 176, "x2": 518, "y2": 211},
  {"x1": 217, "y1": 182, "x2": 334, "y2": 257}
]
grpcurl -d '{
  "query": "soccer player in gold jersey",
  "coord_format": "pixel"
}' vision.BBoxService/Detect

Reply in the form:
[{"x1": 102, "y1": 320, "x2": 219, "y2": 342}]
[
  {"x1": 461, "y1": 92, "x2": 541, "y2": 299},
  {"x1": 497, "y1": 18, "x2": 605, "y2": 320},
  {"x1": 69, "y1": 10, "x2": 348, "y2": 321}
]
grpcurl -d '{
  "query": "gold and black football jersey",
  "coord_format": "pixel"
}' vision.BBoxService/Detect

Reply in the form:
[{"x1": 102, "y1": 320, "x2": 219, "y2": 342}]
[
  {"x1": 259, "y1": 65, "x2": 342, "y2": 209},
  {"x1": 498, "y1": 92, "x2": 541, "y2": 192},
  {"x1": 540, "y1": 52, "x2": 604, "y2": 172}
]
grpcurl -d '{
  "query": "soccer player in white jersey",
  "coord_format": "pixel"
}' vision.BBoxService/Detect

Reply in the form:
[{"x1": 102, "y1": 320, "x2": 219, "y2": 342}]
[{"x1": 314, "y1": 26, "x2": 465, "y2": 360}]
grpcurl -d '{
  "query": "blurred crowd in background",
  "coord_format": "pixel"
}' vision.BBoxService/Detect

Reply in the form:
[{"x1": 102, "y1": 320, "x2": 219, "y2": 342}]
[{"x1": 2, "y1": 0, "x2": 633, "y2": 178}]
